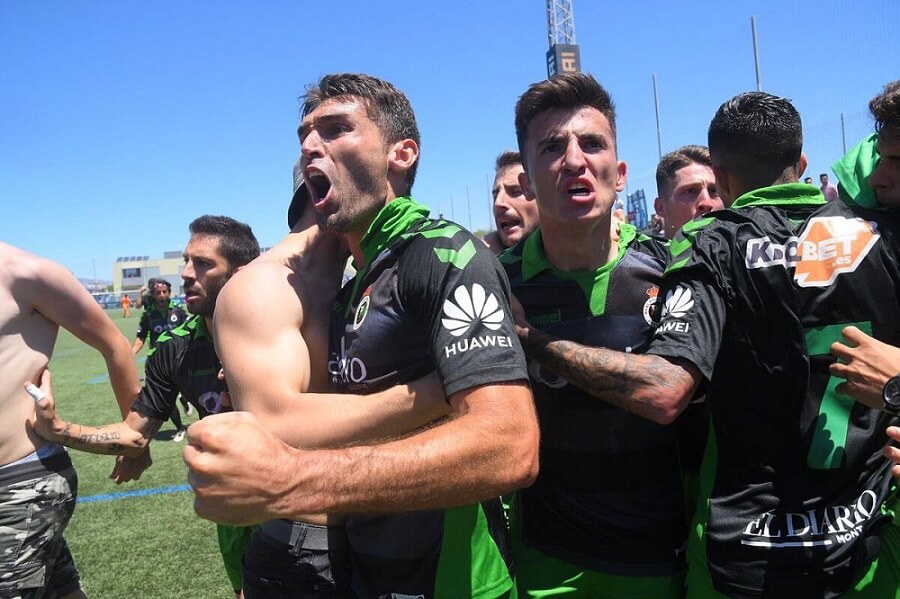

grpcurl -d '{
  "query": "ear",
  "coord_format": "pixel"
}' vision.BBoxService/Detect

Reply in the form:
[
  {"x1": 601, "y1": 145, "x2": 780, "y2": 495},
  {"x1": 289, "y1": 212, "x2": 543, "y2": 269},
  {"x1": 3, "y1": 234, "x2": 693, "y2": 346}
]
[
  {"x1": 615, "y1": 160, "x2": 628, "y2": 192},
  {"x1": 653, "y1": 196, "x2": 665, "y2": 217},
  {"x1": 387, "y1": 139, "x2": 419, "y2": 177},
  {"x1": 518, "y1": 169, "x2": 537, "y2": 201},
  {"x1": 712, "y1": 165, "x2": 732, "y2": 205},
  {"x1": 797, "y1": 152, "x2": 808, "y2": 179}
]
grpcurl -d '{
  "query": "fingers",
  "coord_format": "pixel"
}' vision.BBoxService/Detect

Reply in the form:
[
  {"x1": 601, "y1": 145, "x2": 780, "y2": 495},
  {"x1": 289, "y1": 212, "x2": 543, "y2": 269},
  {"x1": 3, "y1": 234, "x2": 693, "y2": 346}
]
[
  {"x1": 887, "y1": 426, "x2": 900, "y2": 443},
  {"x1": 840, "y1": 325, "x2": 867, "y2": 346},
  {"x1": 830, "y1": 341, "x2": 854, "y2": 362}
]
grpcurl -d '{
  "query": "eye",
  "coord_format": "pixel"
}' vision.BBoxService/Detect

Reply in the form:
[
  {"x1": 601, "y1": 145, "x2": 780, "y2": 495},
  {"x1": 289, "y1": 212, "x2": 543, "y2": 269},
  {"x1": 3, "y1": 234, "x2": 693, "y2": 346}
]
[
  {"x1": 540, "y1": 142, "x2": 563, "y2": 155},
  {"x1": 508, "y1": 186, "x2": 523, "y2": 197}
]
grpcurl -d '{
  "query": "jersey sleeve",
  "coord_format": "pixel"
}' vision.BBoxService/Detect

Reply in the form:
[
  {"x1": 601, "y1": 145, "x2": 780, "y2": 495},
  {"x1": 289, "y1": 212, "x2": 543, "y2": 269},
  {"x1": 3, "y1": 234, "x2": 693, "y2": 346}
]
[
  {"x1": 646, "y1": 221, "x2": 732, "y2": 380},
  {"x1": 130, "y1": 333, "x2": 182, "y2": 421},
  {"x1": 398, "y1": 228, "x2": 528, "y2": 397},
  {"x1": 135, "y1": 310, "x2": 150, "y2": 340}
]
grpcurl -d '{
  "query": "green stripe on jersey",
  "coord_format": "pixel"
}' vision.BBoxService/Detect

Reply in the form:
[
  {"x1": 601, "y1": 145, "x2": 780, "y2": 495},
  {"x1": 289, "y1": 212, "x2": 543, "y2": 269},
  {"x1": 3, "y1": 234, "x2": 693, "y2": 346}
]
[{"x1": 434, "y1": 239, "x2": 476, "y2": 269}]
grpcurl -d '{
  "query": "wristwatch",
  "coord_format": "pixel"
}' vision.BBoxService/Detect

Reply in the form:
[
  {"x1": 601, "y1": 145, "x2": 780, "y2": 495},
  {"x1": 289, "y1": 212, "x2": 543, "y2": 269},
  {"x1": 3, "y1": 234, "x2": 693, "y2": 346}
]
[{"x1": 883, "y1": 375, "x2": 900, "y2": 414}]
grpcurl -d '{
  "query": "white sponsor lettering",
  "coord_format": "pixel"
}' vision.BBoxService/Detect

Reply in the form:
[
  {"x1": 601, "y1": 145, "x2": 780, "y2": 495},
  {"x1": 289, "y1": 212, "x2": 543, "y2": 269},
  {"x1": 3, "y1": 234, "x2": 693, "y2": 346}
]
[
  {"x1": 444, "y1": 335, "x2": 512, "y2": 358},
  {"x1": 740, "y1": 490, "x2": 879, "y2": 548},
  {"x1": 327, "y1": 336, "x2": 368, "y2": 384}
]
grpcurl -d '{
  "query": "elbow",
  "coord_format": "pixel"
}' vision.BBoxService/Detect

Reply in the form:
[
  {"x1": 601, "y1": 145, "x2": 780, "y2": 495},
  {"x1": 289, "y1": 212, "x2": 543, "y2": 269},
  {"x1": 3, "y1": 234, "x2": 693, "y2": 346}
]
[
  {"x1": 645, "y1": 388, "x2": 688, "y2": 426},
  {"x1": 504, "y1": 421, "x2": 540, "y2": 491}
]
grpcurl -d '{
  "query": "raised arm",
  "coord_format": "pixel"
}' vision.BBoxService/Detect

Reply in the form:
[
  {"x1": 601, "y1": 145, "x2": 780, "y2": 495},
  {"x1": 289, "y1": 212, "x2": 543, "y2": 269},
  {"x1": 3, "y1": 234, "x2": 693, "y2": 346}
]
[
  {"x1": 19, "y1": 256, "x2": 140, "y2": 417},
  {"x1": 185, "y1": 379, "x2": 538, "y2": 525},
  {"x1": 213, "y1": 262, "x2": 448, "y2": 449},
  {"x1": 514, "y1": 315, "x2": 700, "y2": 425}
]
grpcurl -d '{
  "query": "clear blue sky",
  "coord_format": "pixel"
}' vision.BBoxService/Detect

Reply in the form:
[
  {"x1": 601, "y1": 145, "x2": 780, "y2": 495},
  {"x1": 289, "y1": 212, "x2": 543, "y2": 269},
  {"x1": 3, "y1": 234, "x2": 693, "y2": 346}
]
[{"x1": 2, "y1": 1, "x2": 897, "y2": 279}]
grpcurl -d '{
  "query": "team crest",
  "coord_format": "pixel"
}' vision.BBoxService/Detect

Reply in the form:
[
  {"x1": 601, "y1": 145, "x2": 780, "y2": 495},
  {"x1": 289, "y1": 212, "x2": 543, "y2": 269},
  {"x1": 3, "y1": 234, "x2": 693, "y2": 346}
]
[
  {"x1": 353, "y1": 289, "x2": 372, "y2": 330},
  {"x1": 169, "y1": 313, "x2": 179, "y2": 323},
  {"x1": 642, "y1": 285, "x2": 660, "y2": 325}
]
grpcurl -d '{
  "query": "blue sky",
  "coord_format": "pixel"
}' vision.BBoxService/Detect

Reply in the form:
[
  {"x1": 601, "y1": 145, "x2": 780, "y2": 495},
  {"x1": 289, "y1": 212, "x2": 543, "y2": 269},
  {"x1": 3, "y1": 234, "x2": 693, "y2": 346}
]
[{"x1": 2, "y1": 1, "x2": 897, "y2": 279}]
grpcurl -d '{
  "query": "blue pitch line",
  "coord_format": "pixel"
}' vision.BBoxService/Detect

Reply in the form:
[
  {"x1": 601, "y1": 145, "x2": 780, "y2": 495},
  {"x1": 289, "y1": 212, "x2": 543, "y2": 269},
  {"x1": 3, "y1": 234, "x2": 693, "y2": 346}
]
[
  {"x1": 78, "y1": 484, "x2": 191, "y2": 504},
  {"x1": 87, "y1": 356, "x2": 146, "y2": 385}
]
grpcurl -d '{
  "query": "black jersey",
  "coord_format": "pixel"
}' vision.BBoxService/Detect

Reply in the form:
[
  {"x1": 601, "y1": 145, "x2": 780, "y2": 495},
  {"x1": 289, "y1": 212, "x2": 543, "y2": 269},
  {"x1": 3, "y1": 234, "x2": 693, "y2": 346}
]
[
  {"x1": 135, "y1": 299, "x2": 188, "y2": 349},
  {"x1": 501, "y1": 224, "x2": 686, "y2": 576},
  {"x1": 648, "y1": 183, "x2": 900, "y2": 597},
  {"x1": 131, "y1": 315, "x2": 227, "y2": 420},
  {"x1": 328, "y1": 197, "x2": 528, "y2": 598}
]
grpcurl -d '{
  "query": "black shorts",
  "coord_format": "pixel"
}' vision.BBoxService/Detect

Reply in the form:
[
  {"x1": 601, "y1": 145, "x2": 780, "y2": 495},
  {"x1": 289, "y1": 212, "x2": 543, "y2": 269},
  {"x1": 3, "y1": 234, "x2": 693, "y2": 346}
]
[{"x1": 241, "y1": 520, "x2": 353, "y2": 599}]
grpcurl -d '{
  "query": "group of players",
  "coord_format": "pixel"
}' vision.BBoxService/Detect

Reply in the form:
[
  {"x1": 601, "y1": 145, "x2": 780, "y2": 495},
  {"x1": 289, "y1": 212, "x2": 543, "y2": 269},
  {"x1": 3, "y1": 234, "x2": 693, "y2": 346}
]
[{"x1": 3, "y1": 71, "x2": 900, "y2": 599}]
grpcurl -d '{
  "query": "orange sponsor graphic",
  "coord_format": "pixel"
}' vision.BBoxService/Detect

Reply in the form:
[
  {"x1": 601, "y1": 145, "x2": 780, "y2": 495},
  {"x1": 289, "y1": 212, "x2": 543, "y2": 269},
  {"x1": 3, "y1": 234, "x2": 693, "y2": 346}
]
[{"x1": 794, "y1": 217, "x2": 879, "y2": 287}]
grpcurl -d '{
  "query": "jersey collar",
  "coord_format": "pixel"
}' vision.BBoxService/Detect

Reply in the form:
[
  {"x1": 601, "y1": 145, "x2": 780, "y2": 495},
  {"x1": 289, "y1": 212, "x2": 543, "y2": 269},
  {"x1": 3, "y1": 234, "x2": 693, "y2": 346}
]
[
  {"x1": 520, "y1": 222, "x2": 638, "y2": 282},
  {"x1": 731, "y1": 182, "x2": 826, "y2": 209},
  {"x1": 356, "y1": 196, "x2": 430, "y2": 269}
]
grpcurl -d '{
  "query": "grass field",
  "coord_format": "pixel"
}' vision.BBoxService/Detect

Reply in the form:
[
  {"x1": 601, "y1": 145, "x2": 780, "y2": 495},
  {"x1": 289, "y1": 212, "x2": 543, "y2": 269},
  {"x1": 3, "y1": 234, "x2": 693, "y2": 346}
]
[{"x1": 49, "y1": 310, "x2": 232, "y2": 598}]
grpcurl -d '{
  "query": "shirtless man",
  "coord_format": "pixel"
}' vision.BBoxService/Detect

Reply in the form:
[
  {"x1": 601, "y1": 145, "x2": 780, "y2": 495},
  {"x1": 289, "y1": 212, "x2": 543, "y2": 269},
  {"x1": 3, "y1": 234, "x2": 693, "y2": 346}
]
[
  {"x1": 210, "y1": 172, "x2": 449, "y2": 597},
  {"x1": 0, "y1": 242, "x2": 139, "y2": 598}
]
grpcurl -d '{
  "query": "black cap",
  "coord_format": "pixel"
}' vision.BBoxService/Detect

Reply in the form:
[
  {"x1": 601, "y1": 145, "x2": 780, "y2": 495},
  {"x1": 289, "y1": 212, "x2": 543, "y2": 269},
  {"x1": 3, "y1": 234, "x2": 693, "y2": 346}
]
[{"x1": 287, "y1": 158, "x2": 308, "y2": 230}]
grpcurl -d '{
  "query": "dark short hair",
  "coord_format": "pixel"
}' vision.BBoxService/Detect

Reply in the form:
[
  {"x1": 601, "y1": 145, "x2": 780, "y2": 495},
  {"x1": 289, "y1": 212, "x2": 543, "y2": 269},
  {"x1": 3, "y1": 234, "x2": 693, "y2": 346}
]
[
  {"x1": 302, "y1": 73, "x2": 420, "y2": 192},
  {"x1": 495, "y1": 150, "x2": 522, "y2": 173},
  {"x1": 188, "y1": 215, "x2": 260, "y2": 269},
  {"x1": 820, "y1": 173, "x2": 828, "y2": 178},
  {"x1": 870, "y1": 80, "x2": 900, "y2": 144},
  {"x1": 151, "y1": 279, "x2": 171, "y2": 292},
  {"x1": 708, "y1": 92, "x2": 802, "y2": 186},
  {"x1": 514, "y1": 73, "x2": 617, "y2": 170},
  {"x1": 655, "y1": 145, "x2": 711, "y2": 197}
]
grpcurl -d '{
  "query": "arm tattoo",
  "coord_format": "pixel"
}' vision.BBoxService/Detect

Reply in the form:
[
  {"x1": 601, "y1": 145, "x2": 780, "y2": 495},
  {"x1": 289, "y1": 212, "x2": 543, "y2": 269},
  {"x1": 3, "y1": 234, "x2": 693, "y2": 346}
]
[
  {"x1": 61, "y1": 422, "x2": 73, "y2": 447},
  {"x1": 523, "y1": 327, "x2": 693, "y2": 419}
]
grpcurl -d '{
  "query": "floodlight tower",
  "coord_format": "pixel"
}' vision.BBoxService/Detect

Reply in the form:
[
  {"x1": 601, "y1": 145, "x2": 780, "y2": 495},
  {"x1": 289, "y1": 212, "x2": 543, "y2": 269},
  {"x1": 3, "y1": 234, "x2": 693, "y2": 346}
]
[{"x1": 546, "y1": 0, "x2": 581, "y2": 77}]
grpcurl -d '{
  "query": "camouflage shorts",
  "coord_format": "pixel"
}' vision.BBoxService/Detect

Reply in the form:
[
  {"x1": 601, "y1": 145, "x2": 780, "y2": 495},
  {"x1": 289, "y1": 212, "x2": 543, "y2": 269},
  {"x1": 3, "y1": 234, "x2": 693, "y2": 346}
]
[{"x1": 0, "y1": 452, "x2": 82, "y2": 599}]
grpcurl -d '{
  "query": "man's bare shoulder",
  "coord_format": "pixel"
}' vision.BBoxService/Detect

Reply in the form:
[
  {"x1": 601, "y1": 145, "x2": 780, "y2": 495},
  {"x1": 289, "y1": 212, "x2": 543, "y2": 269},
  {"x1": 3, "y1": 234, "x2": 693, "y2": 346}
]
[
  {"x1": 0, "y1": 243, "x2": 71, "y2": 304},
  {"x1": 216, "y1": 241, "x2": 305, "y2": 331}
]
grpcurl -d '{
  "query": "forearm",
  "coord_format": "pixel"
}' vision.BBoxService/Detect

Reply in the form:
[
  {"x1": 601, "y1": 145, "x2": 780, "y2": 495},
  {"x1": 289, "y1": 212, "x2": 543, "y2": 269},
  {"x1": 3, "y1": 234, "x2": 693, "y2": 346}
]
[
  {"x1": 48, "y1": 417, "x2": 159, "y2": 457},
  {"x1": 104, "y1": 348, "x2": 142, "y2": 418},
  {"x1": 249, "y1": 381, "x2": 449, "y2": 449},
  {"x1": 132, "y1": 338, "x2": 144, "y2": 354},
  {"x1": 521, "y1": 327, "x2": 694, "y2": 424},
  {"x1": 273, "y1": 385, "x2": 538, "y2": 516}
]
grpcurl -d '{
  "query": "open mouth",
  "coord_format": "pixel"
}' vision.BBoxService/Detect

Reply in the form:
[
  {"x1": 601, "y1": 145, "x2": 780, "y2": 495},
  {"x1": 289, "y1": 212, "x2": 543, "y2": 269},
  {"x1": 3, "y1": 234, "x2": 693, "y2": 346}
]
[
  {"x1": 566, "y1": 182, "x2": 592, "y2": 199},
  {"x1": 498, "y1": 217, "x2": 522, "y2": 233},
  {"x1": 305, "y1": 169, "x2": 332, "y2": 205}
]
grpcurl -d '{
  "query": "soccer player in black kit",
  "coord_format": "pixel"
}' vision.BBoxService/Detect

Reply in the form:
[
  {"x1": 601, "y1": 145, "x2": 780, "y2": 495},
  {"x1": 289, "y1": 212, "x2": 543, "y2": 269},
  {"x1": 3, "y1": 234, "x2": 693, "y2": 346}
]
[{"x1": 513, "y1": 92, "x2": 900, "y2": 597}]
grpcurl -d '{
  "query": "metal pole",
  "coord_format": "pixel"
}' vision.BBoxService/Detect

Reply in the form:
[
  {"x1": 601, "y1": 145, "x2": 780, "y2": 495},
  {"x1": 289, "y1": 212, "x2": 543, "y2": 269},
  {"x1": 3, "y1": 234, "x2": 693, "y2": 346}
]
[
  {"x1": 486, "y1": 173, "x2": 494, "y2": 232},
  {"x1": 841, "y1": 113, "x2": 847, "y2": 154},
  {"x1": 466, "y1": 186, "x2": 472, "y2": 231},
  {"x1": 652, "y1": 73, "x2": 663, "y2": 159},
  {"x1": 751, "y1": 16, "x2": 762, "y2": 91}
]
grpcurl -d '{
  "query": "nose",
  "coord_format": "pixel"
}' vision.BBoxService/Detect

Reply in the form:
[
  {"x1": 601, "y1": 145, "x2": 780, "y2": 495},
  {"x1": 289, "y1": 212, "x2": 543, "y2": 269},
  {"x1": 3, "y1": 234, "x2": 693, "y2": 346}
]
[
  {"x1": 562, "y1": 139, "x2": 586, "y2": 172},
  {"x1": 695, "y1": 187, "x2": 716, "y2": 213},
  {"x1": 869, "y1": 160, "x2": 888, "y2": 189},
  {"x1": 182, "y1": 261, "x2": 195, "y2": 282},
  {"x1": 301, "y1": 129, "x2": 324, "y2": 162}
]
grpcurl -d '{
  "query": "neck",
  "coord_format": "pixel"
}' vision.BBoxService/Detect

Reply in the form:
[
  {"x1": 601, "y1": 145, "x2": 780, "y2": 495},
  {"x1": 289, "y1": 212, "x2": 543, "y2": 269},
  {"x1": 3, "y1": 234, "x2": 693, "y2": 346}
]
[{"x1": 540, "y1": 213, "x2": 617, "y2": 272}]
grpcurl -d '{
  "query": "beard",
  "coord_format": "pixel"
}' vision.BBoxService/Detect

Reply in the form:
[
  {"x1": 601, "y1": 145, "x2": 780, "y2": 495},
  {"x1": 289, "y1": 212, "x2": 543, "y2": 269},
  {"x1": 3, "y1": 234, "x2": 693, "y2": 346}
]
[{"x1": 315, "y1": 164, "x2": 389, "y2": 234}]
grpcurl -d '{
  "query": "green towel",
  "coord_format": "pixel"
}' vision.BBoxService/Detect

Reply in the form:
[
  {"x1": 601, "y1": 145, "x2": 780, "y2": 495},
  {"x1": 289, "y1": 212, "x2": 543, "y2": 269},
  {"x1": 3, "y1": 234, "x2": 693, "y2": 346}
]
[{"x1": 832, "y1": 133, "x2": 882, "y2": 210}]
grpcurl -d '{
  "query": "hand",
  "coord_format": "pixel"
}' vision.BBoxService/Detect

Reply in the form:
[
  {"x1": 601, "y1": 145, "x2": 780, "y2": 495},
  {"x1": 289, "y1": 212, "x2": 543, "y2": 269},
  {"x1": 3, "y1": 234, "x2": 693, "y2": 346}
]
[
  {"x1": 111, "y1": 449, "x2": 152, "y2": 484},
  {"x1": 26, "y1": 369, "x2": 65, "y2": 442},
  {"x1": 830, "y1": 326, "x2": 900, "y2": 410},
  {"x1": 183, "y1": 411, "x2": 306, "y2": 526},
  {"x1": 885, "y1": 426, "x2": 900, "y2": 480}
]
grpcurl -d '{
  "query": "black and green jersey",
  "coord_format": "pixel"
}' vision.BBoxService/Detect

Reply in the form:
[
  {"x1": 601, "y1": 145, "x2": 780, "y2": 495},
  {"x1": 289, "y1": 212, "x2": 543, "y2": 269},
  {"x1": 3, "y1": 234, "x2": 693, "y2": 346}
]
[
  {"x1": 648, "y1": 183, "x2": 900, "y2": 597},
  {"x1": 131, "y1": 315, "x2": 227, "y2": 420},
  {"x1": 135, "y1": 299, "x2": 188, "y2": 349},
  {"x1": 328, "y1": 196, "x2": 528, "y2": 598},
  {"x1": 501, "y1": 224, "x2": 686, "y2": 576}
]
